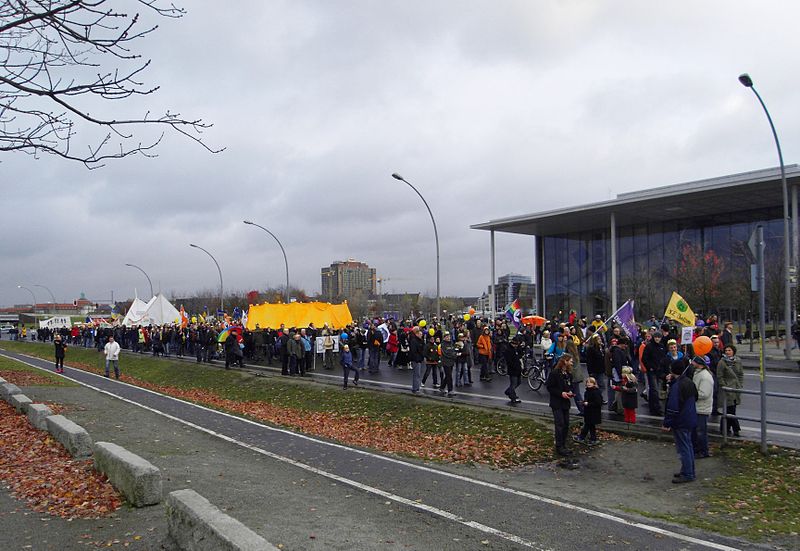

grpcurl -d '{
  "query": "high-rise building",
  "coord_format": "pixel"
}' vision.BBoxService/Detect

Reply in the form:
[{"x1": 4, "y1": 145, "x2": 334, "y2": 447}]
[
  {"x1": 490, "y1": 273, "x2": 536, "y2": 309},
  {"x1": 321, "y1": 259, "x2": 377, "y2": 301}
]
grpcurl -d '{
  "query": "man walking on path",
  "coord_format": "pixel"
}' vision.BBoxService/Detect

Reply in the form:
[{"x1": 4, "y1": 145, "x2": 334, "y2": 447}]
[{"x1": 103, "y1": 335, "x2": 121, "y2": 379}]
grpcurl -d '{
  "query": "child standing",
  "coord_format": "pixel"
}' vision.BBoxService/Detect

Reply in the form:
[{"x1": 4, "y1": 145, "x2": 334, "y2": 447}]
[
  {"x1": 422, "y1": 335, "x2": 440, "y2": 388},
  {"x1": 614, "y1": 366, "x2": 639, "y2": 424},
  {"x1": 340, "y1": 344, "x2": 359, "y2": 389},
  {"x1": 576, "y1": 377, "x2": 602, "y2": 444}
]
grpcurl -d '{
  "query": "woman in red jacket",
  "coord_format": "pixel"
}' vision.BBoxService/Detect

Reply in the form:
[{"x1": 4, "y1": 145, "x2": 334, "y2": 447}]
[{"x1": 386, "y1": 329, "x2": 399, "y2": 368}]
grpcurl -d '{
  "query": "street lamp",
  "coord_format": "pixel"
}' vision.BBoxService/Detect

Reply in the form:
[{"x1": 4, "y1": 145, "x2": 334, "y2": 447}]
[
  {"x1": 125, "y1": 263, "x2": 154, "y2": 298},
  {"x1": 243, "y1": 220, "x2": 290, "y2": 303},
  {"x1": 33, "y1": 284, "x2": 56, "y2": 313},
  {"x1": 190, "y1": 243, "x2": 224, "y2": 314},
  {"x1": 17, "y1": 285, "x2": 37, "y2": 311},
  {"x1": 739, "y1": 73, "x2": 792, "y2": 360},
  {"x1": 391, "y1": 173, "x2": 441, "y2": 320}
]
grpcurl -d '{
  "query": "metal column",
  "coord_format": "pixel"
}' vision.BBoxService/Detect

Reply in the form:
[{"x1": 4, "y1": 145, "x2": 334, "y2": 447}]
[
  {"x1": 490, "y1": 230, "x2": 496, "y2": 320},
  {"x1": 610, "y1": 212, "x2": 618, "y2": 312}
]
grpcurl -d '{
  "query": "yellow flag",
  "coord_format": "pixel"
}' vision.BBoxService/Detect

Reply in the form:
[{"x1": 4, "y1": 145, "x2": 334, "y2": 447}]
[{"x1": 664, "y1": 292, "x2": 696, "y2": 327}]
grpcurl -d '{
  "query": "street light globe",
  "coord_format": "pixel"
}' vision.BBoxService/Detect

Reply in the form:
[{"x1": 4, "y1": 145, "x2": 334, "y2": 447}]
[{"x1": 738, "y1": 73, "x2": 753, "y2": 87}]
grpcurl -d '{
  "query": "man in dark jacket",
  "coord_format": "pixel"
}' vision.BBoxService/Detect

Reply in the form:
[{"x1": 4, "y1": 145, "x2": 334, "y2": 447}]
[
  {"x1": 502, "y1": 336, "x2": 524, "y2": 405},
  {"x1": 663, "y1": 361, "x2": 698, "y2": 483},
  {"x1": 408, "y1": 326, "x2": 425, "y2": 393},
  {"x1": 642, "y1": 333, "x2": 667, "y2": 415}
]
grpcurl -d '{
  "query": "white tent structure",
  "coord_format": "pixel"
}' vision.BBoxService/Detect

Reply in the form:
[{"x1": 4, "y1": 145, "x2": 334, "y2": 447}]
[
  {"x1": 122, "y1": 297, "x2": 150, "y2": 327},
  {"x1": 139, "y1": 293, "x2": 181, "y2": 326}
]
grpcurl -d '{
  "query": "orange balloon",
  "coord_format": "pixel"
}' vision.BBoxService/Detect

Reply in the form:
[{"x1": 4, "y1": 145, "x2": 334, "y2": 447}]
[
  {"x1": 693, "y1": 335, "x2": 713, "y2": 356},
  {"x1": 469, "y1": 307, "x2": 476, "y2": 315}
]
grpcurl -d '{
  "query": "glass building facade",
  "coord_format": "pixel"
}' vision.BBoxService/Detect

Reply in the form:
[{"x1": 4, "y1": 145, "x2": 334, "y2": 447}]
[{"x1": 539, "y1": 206, "x2": 785, "y2": 320}]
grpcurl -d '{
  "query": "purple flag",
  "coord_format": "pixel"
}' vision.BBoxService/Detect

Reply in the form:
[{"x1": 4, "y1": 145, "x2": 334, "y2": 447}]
[{"x1": 610, "y1": 299, "x2": 637, "y2": 340}]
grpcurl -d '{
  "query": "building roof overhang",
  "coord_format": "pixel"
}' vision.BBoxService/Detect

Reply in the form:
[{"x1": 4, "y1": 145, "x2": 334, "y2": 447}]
[{"x1": 471, "y1": 165, "x2": 800, "y2": 236}]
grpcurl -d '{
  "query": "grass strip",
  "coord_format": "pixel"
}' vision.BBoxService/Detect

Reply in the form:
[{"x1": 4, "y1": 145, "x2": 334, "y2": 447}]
[{"x1": 0, "y1": 355, "x2": 75, "y2": 387}]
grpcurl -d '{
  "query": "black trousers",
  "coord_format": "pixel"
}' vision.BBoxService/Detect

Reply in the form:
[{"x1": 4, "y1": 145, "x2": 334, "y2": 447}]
[
  {"x1": 552, "y1": 407, "x2": 570, "y2": 450},
  {"x1": 439, "y1": 365, "x2": 453, "y2": 393},
  {"x1": 55, "y1": 356, "x2": 64, "y2": 370}
]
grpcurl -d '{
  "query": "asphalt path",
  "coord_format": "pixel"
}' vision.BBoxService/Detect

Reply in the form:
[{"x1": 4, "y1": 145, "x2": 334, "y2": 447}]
[{"x1": 0, "y1": 347, "x2": 750, "y2": 551}]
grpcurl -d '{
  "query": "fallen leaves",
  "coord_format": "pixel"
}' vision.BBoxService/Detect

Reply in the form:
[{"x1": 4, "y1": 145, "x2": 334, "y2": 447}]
[
  {"x1": 0, "y1": 369, "x2": 65, "y2": 387},
  {"x1": 0, "y1": 400, "x2": 122, "y2": 518}
]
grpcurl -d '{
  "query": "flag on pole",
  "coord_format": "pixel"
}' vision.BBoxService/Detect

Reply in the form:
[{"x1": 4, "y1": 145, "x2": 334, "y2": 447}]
[
  {"x1": 664, "y1": 291, "x2": 696, "y2": 327},
  {"x1": 179, "y1": 305, "x2": 189, "y2": 328},
  {"x1": 594, "y1": 299, "x2": 638, "y2": 339},
  {"x1": 505, "y1": 299, "x2": 522, "y2": 328}
]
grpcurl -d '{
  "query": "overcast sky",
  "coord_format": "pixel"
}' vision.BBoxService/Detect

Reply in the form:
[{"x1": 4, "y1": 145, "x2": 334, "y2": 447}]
[{"x1": 3, "y1": 0, "x2": 800, "y2": 307}]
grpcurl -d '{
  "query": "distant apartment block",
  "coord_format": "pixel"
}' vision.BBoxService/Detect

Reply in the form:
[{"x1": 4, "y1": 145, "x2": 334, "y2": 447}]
[{"x1": 321, "y1": 259, "x2": 377, "y2": 301}]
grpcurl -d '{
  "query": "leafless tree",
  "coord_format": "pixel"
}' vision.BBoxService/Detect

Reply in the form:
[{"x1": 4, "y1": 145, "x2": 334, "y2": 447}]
[{"x1": 1, "y1": 0, "x2": 221, "y2": 168}]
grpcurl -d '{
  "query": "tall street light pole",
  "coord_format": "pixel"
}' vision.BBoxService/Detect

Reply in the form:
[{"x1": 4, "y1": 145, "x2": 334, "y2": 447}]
[
  {"x1": 243, "y1": 220, "x2": 290, "y2": 304},
  {"x1": 33, "y1": 284, "x2": 56, "y2": 313},
  {"x1": 125, "y1": 263, "x2": 154, "y2": 299},
  {"x1": 739, "y1": 73, "x2": 792, "y2": 360},
  {"x1": 392, "y1": 173, "x2": 441, "y2": 320},
  {"x1": 17, "y1": 285, "x2": 37, "y2": 311},
  {"x1": 190, "y1": 243, "x2": 224, "y2": 314}
]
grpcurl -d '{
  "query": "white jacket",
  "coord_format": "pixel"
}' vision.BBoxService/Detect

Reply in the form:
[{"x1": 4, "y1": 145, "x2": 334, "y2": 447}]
[
  {"x1": 692, "y1": 367, "x2": 714, "y2": 415},
  {"x1": 104, "y1": 341, "x2": 121, "y2": 360}
]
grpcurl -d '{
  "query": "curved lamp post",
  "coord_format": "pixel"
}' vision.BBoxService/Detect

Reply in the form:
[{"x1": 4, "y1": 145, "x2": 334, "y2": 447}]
[
  {"x1": 739, "y1": 73, "x2": 792, "y2": 361},
  {"x1": 391, "y1": 173, "x2": 441, "y2": 320},
  {"x1": 190, "y1": 243, "x2": 224, "y2": 314},
  {"x1": 33, "y1": 284, "x2": 56, "y2": 312},
  {"x1": 17, "y1": 285, "x2": 37, "y2": 311},
  {"x1": 125, "y1": 263, "x2": 154, "y2": 298},
  {"x1": 243, "y1": 220, "x2": 290, "y2": 303}
]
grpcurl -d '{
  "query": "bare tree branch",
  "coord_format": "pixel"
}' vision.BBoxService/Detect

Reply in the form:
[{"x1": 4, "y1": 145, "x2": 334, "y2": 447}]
[{"x1": 0, "y1": 0, "x2": 222, "y2": 168}]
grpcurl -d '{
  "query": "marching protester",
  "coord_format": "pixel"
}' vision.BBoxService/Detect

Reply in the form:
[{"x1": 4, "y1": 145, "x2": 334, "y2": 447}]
[
  {"x1": 340, "y1": 344, "x2": 359, "y2": 389},
  {"x1": 575, "y1": 376, "x2": 602, "y2": 445},
  {"x1": 502, "y1": 335, "x2": 524, "y2": 405},
  {"x1": 438, "y1": 331, "x2": 457, "y2": 398},
  {"x1": 408, "y1": 326, "x2": 425, "y2": 393}
]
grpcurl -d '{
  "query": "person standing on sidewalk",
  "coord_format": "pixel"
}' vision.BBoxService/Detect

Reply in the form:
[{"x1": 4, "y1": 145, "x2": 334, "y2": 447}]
[
  {"x1": 691, "y1": 355, "x2": 714, "y2": 459},
  {"x1": 546, "y1": 355, "x2": 575, "y2": 456},
  {"x1": 103, "y1": 335, "x2": 121, "y2": 379},
  {"x1": 408, "y1": 326, "x2": 425, "y2": 394},
  {"x1": 663, "y1": 361, "x2": 698, "y2": 483},
  {"x1": 717, "y1": 344, "x2": 743, "y2": 437},
  {"x1": 53, "y1": 334, "x2": 67, "y2": 373}
]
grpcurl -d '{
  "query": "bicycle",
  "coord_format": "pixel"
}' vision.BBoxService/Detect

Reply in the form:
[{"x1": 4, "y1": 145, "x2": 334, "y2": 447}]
[{"x1": 526, "y1": 353, "x2": 551, "y2": 391}]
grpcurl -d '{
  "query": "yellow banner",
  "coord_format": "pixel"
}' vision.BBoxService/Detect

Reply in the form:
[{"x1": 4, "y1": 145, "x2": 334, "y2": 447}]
[{"x1": 664, "y1": 291, "x2": 696, "y2": 327}]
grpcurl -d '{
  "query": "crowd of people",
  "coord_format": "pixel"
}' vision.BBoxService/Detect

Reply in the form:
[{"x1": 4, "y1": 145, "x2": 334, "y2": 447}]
[{"x1": 17, "y1": 309, "x2": 746, "y2": 480}]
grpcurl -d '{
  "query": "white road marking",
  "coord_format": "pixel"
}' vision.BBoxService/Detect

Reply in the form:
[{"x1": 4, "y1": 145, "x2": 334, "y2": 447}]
[{"x1": 2, "y1": 349, "x2": 742, "y2": 551}]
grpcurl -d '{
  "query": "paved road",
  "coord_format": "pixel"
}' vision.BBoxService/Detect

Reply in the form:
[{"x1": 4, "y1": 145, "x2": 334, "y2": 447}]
[{"x1": 0, "y1": 347, "x2": 749, "y2": 551}]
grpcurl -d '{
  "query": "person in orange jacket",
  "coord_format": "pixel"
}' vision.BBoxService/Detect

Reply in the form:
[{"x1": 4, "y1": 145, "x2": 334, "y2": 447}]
[{"x1": 476, "y1": 326, "x2": 494, "y2": 382}]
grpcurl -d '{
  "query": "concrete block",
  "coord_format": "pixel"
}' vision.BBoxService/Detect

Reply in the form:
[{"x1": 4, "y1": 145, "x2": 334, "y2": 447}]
[
  {"x1": 45, "y1": 415, "x2": 93, "y2": 459},
  {"x1": 9, "y1": 393, "x2": 32, "y2": 413},
  {"x1": 93, "y1": 442, "x2": 162, "y2": 507},
  {"x1": 26, "y1": 403, "x2": 54, "y2": 430},
  {"x1": 165, "y1": 489, "x2": 278, "y2": 551},
  {"x1": 0, "y1": 382, "x2": 22, "y2": 401}
]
